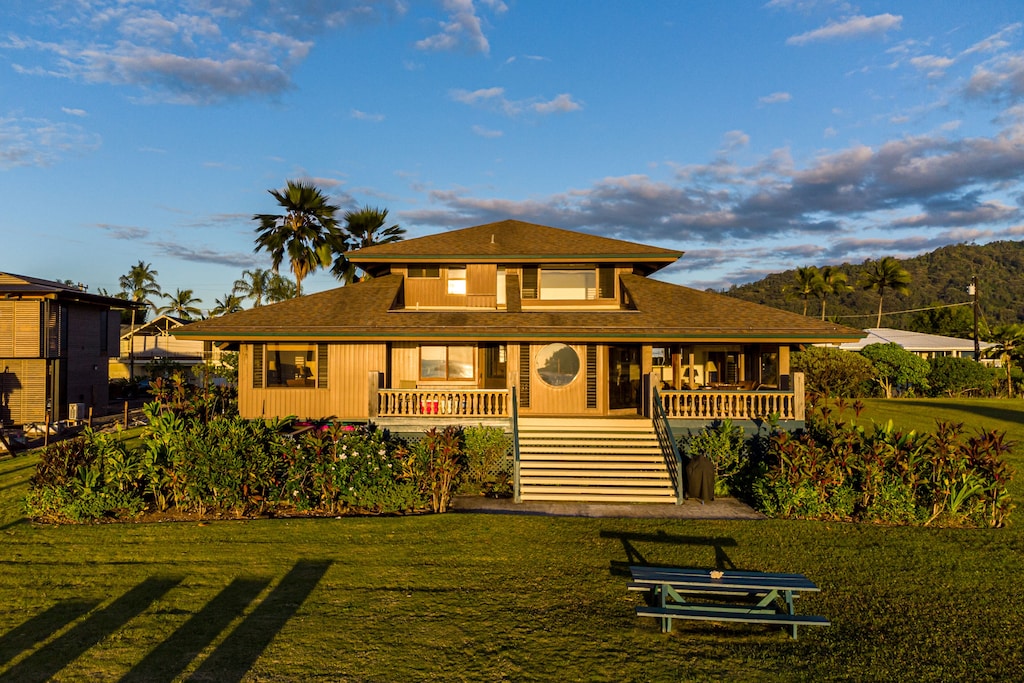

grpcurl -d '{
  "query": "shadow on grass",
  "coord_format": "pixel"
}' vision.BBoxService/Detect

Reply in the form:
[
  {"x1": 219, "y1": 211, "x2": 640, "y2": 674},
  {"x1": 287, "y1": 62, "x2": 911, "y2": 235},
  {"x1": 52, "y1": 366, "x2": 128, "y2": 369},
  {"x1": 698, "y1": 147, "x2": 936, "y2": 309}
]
[
  {"x1": 894, "y1": 400, "x2": 1024, "y2": 427},
  {"x1": 0, "y1": 461, "x2": 37, "y2": 478},
  {"x1": 600, "y1": 530, "x2": 737, "y2": 576},
  {"x1": 0, "y1": 576, "x2": 182, "y2": 683},
  {"x1": 185, "y1": 559, "x2": 331, "y2": 683},
  {"x1": 120, "y1": 577, "x2": 271, "y2": 683},
  {"x1": 0, "y1": 600, "x2": 101, "y2": 668}
]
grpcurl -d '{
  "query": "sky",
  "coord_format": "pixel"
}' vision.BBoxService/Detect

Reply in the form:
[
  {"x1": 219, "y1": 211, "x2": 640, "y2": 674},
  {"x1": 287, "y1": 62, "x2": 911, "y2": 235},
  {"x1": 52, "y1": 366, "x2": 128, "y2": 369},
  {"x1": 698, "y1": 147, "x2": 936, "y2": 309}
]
[{"x1": 3, "y1": 0, "x2": 1024, "y2": 312}]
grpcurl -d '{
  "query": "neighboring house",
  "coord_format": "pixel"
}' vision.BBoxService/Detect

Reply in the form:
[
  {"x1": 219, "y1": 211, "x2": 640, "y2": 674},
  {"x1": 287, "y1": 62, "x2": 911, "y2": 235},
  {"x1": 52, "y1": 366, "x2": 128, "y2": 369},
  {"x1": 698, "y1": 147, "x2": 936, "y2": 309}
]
[
  {"x1": 177, "y1": 221, "x2": 862, "y2": 502},
  {"x1": 838, "y1": 328, "x2": 994, "y2": 363},
  {"x1": 110, "y1": 314, "x2": 223, "y2": 380},
  {"x1": 0, "y1": 273, "x2": 137, "y2": 426}
]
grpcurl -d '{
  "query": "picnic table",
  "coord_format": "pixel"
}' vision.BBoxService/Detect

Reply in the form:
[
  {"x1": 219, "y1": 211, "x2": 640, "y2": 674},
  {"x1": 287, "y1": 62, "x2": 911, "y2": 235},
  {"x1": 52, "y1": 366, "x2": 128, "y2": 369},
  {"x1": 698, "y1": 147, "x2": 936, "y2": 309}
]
[{"x1": 628, "y1": 565, "x2": 830, "y2": 639}]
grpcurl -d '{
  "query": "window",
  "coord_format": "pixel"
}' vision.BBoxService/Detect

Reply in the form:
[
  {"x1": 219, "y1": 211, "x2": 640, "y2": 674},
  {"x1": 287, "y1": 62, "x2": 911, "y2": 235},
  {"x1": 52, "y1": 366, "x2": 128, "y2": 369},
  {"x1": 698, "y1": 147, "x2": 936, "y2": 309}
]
[
  {"x1": 408, "y1": 265, "x2": 440, "y2": 278},
  {"x1": 262, "y1": 343, "x2": 323, "y2": 388},
  {"x1": 496, "y1": 267, "x2": 506, "y2": 306},
  {"x1": 539, "y1": 268, "x2": 596, "y2": 300},
  {"x1": 536, "y1": 343, "x2": 580, "y2": 387},
  {"x1": 447, "y1": 267, "x2": 466, "y2": 295},
  {"x1": 420, "y1": 345, "x2": 474, "y2": 380}
]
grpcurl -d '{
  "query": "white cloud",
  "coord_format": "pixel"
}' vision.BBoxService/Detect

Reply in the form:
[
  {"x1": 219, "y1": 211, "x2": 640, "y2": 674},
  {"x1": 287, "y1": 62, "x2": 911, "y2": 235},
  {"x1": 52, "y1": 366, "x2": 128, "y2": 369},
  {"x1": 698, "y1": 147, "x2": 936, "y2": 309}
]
[
  {"x1": 471, "y1": 125, "x2": 503, "y2": 138},
  {"x1": 416, "y1": 0, "x2": 493, "y2": 55},
  {"x1": 351, "y1": 109, "x2": 385, "y2": 122},
  {"x1": 61, "y1": 107, "x2": 88, "y2": 117},
  {"x1": 0, "y1": 115, "x2": 101, "y2": 169},
  {"x1": 532, "y1": 93, "x2": 582, "y2": 114},
  {"x1": 787, "y1": 14, "x2": 902, "y2": 46},
  {"x1": 758, "y1": 91, "x2": 792, "y2": 105}
]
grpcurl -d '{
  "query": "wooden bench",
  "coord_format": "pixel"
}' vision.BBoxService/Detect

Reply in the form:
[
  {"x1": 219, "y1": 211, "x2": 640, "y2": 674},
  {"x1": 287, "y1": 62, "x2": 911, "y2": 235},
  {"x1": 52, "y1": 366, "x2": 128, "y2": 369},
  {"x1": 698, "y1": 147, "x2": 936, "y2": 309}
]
[{"x1": 629, "y1": 565, "x2": 830, "y2": 639}]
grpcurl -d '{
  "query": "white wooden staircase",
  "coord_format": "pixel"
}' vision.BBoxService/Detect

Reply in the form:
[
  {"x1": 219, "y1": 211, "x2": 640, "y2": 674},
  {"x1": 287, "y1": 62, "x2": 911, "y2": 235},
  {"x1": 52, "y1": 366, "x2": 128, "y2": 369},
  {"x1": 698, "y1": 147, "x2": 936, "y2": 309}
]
[{"x1": 516, "y1": 418, "x2": 677, "y2": 503}]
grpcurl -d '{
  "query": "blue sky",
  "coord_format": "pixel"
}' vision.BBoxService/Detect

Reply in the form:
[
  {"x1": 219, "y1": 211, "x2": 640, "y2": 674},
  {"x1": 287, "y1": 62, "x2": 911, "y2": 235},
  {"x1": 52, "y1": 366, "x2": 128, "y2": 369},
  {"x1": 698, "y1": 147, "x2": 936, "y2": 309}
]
[{"x1": 3, "y1": 0, "x2": 1024, "y2": 312}]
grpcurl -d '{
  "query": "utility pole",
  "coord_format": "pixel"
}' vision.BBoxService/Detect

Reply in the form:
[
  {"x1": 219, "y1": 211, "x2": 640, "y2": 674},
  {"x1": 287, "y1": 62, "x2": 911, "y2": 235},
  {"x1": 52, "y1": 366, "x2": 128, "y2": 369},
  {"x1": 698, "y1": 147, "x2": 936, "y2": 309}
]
[{"x1": 969, "y1": 276, "x2": 980, "y2": 359}]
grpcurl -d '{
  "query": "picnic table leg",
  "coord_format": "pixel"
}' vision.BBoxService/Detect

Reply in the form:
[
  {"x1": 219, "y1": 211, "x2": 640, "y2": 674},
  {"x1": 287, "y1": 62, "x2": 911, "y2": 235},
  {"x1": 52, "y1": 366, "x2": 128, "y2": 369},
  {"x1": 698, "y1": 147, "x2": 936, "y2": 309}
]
[
  {"x1": 784, "y1": 590, "x2": 798, "y2": 639},
  {"x1": 659, "y1": 583, "x2": 672, "y2": 633}
]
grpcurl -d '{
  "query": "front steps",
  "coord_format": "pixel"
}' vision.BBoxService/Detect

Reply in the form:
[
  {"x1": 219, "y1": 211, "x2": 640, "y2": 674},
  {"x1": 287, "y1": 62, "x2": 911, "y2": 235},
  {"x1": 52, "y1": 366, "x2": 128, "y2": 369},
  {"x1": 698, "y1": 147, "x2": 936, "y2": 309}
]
[{"x1": 517, "y1": 418, "x2": 677, "y2": 503}]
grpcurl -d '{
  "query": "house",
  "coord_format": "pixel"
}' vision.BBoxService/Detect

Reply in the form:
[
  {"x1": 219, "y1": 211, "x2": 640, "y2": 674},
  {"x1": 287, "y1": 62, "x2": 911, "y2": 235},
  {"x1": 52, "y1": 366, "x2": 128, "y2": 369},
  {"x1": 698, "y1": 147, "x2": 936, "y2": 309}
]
[
  {"x1": 838, "y1": 328, "x2": 994, "y2": 363},
  {"x1": 110, "y1": 314, "x2": 224, "y2": 381},
  {"x1": 0, "y1": 273, "x2": 138, "y2": 426},
  {"x1": 177, "y1": 220, "x2": 862, "y2": 502}
]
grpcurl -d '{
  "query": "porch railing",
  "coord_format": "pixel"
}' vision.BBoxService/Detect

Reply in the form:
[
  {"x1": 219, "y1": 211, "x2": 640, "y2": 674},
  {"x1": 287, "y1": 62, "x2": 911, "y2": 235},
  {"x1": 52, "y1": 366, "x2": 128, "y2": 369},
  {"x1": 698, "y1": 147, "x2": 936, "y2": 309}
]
[
  {"x1": 658, "y1": 374, "x2": 805, "y2": 421},
  {"x1": 376, "y1": 388, "x2": 512, "y2": 418}
]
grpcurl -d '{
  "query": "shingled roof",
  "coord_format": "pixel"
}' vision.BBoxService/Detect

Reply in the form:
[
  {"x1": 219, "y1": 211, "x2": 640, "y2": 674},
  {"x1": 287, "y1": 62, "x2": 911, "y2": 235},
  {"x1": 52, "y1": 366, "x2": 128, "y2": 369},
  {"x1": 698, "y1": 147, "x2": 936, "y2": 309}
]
[
  {"x1": 0, "y1": 272, "x2": 140, "y2": 309},
  {"x1": 347, "y1": 220, "x2": 683, "y2": 275},
  {"x1": 178, "y1": 273, "x2": 863, "y2": 344}
]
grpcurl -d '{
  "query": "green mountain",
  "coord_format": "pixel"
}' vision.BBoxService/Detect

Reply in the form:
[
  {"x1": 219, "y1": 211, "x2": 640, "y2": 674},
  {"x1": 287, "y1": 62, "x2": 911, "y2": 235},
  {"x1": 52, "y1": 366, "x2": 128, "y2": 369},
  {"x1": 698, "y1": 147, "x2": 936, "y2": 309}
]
[{"x1": 723, "y1": 240, "x2": 1024, "y2": 336}]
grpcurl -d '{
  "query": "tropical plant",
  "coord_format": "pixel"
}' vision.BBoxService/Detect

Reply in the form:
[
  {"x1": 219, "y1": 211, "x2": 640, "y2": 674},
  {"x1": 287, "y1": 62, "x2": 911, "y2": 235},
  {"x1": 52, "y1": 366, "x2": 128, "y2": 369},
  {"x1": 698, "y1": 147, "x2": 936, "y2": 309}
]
[
  {"x1": 927, "y1": 357, "x2": 993, "y2": 397},
  {"x1": 253, "y1": 180, "x2": 343, "y2": 296},
  {"x1": 784, "y1": 266, "x2": 823, "y2": 316},
  {"x1": 858, "y1": 256, "x2": 911, "y2": 327},
  {"x1": 985, "y1": 323, "x2": 1024, "y2": 398},
  {"x1": 209, "y1": 293, "x2": 244, "y2": 317},
  {"x1": 159, "y1": 288, "x2": 203, "y2": 320},
  {"x1": 817, "y1": 265, "x2": 851, "y2": 320},
  {"x1": 333, "y1": 206, "x2": 406, "y2": 284},
  {"x1": 119, "y1": 261, "x2": 162, "y2": 378},
  {"x1": 232, "y1": 268, "x2": 273, "y2": 307},
  {"x1": 266, "y1": 273, "x2": 298, "y2": 303}
]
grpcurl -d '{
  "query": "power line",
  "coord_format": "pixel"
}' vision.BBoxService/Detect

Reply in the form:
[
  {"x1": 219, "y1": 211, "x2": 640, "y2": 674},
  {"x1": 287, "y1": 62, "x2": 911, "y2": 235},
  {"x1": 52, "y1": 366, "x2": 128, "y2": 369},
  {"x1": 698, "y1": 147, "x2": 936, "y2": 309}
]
[{"x1": 834, "y1": 300, "x2": 973, "y2": 320}]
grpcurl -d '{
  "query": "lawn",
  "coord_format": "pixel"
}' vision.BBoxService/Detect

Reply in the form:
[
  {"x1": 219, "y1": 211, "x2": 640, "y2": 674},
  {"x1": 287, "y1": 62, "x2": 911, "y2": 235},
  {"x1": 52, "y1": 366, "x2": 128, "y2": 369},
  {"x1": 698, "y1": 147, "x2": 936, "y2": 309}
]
[{"x1": 1, "y1": 400, "x2": 1023, "y2": 682}]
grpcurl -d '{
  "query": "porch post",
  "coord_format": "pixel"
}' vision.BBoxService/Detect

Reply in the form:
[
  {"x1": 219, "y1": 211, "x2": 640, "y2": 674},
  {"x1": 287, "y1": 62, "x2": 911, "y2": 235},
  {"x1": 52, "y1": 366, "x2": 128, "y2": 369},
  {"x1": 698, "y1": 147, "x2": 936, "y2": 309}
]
[
  {"x1": 793, "y1": 372, "x2": 805, "y2": 420},
  {"x1": 368, "y1": 371, "x2": 381, "y2": 418}
]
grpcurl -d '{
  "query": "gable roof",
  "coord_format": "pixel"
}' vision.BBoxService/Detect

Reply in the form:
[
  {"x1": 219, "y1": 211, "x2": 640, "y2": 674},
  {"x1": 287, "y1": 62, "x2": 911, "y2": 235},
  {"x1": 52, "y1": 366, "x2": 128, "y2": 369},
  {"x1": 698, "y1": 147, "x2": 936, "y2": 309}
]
[
  {"x1": 0, "y1": 272, "x2": 139, "y2": 309},
  {"x1": 177, "y1": 273, "x2": 863, "y2": 344},
  {"x1": 347, "y1": 220, "x2": 683, "y2": 275},
  {"x1": 838, "y1": 327, "x2": 991, "y2": 352}
]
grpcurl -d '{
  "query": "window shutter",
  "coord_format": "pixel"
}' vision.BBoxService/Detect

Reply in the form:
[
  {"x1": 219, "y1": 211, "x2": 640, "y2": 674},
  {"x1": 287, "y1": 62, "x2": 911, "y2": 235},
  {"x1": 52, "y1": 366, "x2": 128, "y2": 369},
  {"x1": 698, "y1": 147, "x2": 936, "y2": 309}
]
[
  {"x1": 317, "y1": 344, "x2": 329, "y2": 388},
  {"x1": 521, "y1": 266, "x2": 538, "y2": 299},
  {"x1": 586, "y1": 344, "x2": 598, "y2": 409},
  {"x1": 518, "y1": 344, "x2": 530, "y2": 407},
  {"x1": 252, "y1": 343, "x2": 264, "y2": 389},
  {"x1": 598, "y1": 267, "x2": 615, "y2": 299}
]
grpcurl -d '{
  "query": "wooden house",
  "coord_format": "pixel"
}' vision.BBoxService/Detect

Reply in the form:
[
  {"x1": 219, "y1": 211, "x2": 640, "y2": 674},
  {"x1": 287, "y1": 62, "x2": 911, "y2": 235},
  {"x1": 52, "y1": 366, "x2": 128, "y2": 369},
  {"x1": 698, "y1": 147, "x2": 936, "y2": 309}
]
[
  {"x1": 177, "y1": 221, "x2": 863, "y2": 502},
  {"x1": 0, "y1": 273, "x2": 137, "y2": 426}
]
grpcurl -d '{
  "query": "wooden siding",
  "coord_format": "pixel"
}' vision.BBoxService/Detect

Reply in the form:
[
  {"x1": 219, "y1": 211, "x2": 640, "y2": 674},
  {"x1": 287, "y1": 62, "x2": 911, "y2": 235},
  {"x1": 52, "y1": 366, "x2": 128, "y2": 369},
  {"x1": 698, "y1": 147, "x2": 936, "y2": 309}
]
[
  {"x1": 64, "y1": 304, "x2": 110, "y2": 411},
  {"x1": 0, "y1": 301, "x2": 41, "y2": 358},
  {"x1": 0, "y1": 358, "x2": 47, "y2": 424},
  {"x1": 239, "y1": 342, "x2": 387, "y2": 420}
]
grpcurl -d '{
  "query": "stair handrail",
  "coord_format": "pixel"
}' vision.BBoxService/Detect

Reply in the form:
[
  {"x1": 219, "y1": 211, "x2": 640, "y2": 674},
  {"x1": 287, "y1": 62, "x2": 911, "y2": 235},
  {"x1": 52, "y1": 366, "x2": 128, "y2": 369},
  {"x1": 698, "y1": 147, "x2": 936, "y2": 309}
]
[
  {"x1": 652, "y1": 386, "x2": 685, "y2": 504},
  {"x1": 511, "y1": 384, "x2": 521, "y2": 503}
]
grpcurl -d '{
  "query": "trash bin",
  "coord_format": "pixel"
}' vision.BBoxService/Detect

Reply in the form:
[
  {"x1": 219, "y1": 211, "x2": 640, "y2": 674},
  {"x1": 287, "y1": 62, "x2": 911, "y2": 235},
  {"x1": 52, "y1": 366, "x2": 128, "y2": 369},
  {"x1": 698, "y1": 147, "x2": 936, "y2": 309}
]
[{"x1": 685, "y1": 454, "x2": 715, "y2": 503}]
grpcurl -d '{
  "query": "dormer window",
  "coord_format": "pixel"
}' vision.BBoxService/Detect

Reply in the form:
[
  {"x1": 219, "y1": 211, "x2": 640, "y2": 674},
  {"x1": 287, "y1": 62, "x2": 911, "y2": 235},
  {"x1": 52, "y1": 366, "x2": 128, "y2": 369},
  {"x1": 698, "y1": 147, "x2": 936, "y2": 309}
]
[{"x1": 520, "y1": 265, "x2": 615, "y2": 301}]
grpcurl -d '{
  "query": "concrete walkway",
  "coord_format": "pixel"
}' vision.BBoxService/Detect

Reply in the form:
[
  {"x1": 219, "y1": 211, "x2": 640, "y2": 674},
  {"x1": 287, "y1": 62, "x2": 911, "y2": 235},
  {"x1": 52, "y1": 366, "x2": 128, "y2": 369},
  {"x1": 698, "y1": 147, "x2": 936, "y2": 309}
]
[{"x1": 451, "y1": 495, "x2": 764, "y2": 519}]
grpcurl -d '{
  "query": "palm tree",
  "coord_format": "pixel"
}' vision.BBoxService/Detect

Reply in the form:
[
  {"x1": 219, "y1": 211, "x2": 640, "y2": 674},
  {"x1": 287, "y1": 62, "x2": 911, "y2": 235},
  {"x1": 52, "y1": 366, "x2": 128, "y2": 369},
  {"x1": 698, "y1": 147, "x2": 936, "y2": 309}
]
[
  {"x1": 233, "y1": 268, "x2": 273, "y2": 307},
  {"x1": 817, "y1": 266, "x2": 851, "y2": 320},
  {"x1": 209, "y1": 293, "x2": 245, "y2": 317},
  {"x1": 986, "y1": 323, "x2": 1024, "y2": 398},
  {"x1": 333, "y1": 206, "x2": 406, "y2": 283},
  {"x1": 119, "y1": 261, "x2": 162, "y2": 379},
  {"x1": 858, "y1": 257, "x2": 911, "y2": 327},
  {"x1": 784, "y1": 266, "x2": 823, "y2": 316},
  {"x1": 266, "y1": 273, "x2": 298, "y2": 303},
  {"x1": 253, "y1": 180, "x2": 342, "y2": 296},
  {"x1": 159, "y1": 289, "x2": 203, "y2": 320}
]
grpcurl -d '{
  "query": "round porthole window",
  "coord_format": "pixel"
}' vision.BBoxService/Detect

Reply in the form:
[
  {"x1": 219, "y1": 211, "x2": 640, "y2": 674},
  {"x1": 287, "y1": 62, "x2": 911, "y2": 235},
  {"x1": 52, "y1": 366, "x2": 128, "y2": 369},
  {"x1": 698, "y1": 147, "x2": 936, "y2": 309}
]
[{"x1": 536, "y1": 343, "x2": 580, "y2": 387}]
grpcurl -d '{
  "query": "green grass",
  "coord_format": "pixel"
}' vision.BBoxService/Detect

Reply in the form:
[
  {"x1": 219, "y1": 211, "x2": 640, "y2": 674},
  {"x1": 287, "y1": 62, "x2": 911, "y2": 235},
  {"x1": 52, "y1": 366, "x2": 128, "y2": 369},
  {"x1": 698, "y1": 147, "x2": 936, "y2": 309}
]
[{"x1": 1, "y1": 401, "x2": 1023, "y2": 681}]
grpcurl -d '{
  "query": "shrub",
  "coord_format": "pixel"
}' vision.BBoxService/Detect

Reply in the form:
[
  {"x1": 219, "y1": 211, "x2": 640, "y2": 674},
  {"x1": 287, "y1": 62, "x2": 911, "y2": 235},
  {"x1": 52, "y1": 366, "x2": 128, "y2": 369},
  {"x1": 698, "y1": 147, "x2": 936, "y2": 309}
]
[
  {"x1": 792, "y1": 346, "x2": 876, "y2": 398},
  {"x1": 860, "y1": 343, "x2": 931, "y2": 398},
  {"x1": 403, "y1": 426, "x2": 465, "y2": 513},
  {"x1": 462, "y1": 426, "x2": 513, "y2": 497},
  {"x1": 927, "y1": 357, "x2": 994, "y2": 397},
  {"x1": 679, "y1": 420, "x2": 745, "y2": 496}
]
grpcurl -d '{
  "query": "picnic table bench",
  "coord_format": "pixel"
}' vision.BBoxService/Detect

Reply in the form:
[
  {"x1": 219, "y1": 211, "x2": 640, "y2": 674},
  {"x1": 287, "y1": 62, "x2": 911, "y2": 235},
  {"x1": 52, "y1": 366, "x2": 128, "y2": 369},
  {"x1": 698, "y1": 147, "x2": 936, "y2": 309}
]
[{"x1": 629, "y1": 565, "x2": 830, "y2": 639}]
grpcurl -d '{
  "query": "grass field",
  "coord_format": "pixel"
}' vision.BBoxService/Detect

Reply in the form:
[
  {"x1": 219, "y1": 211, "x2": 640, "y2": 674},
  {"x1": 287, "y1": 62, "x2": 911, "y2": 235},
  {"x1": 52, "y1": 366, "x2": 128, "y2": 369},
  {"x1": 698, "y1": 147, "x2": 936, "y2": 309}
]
[{"x1": 1, "y1": 399, "x2": 1023, "y2": 682}]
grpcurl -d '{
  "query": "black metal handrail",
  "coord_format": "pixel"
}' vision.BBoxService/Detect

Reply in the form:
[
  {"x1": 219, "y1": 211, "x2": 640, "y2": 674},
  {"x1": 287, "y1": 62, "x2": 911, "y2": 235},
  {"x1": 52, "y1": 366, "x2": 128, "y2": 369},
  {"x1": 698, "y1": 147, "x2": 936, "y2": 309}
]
[{"x1": 652, "y1": 386, "x2": 684, "y2": 504}]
